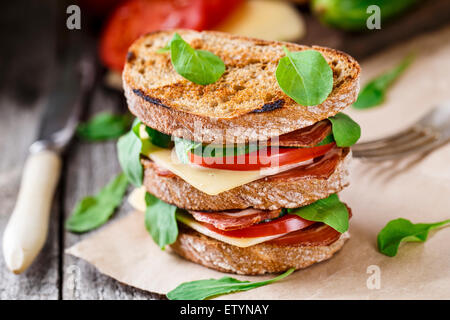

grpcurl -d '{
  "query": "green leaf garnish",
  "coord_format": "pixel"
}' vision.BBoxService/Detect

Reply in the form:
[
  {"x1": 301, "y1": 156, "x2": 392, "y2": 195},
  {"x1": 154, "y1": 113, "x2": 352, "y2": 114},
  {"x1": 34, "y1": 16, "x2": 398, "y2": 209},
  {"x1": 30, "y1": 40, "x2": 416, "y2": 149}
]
[
  {"x1": 353, "y1": 54, "x2": 414, "y2": 109},
  {"x1": 145, "y1": 127, "x2": 171, "y2": 148},
  {"x1": 167, "y1": 32, "x2": 225, "y2": 85},
  {"x1": 77, "y1": 112, "x2": 132, "y2": 141},
  {"x1": 276, "y1": 47, "x2": 333, "y2": 106},
  {"x1": 289, "y1": 194, "x2": 349, "y2": 233},
  {"x1": 328, "y1": 112, "x2": 361, "y2": 147},
  {"x1": 117, "y1": 120, "x2": 144, "y2": 187},
  {"x1": 167, "y1": 268, "x2": 295, "y2": 300},
  {"x1": 65, "y1": 173, "x2": 128, "y2": 233},
  {"x1": 377, "y1": 218, "x2": 450, "y2": 257},
  {"x1": 145, "y1": 193, "x2": 178, "y2": 250}
]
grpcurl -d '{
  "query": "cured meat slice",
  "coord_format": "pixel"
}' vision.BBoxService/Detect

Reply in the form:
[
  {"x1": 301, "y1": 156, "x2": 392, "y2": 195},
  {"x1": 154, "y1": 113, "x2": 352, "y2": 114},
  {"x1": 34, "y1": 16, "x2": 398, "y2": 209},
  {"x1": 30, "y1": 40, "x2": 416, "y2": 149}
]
[{"x1": 189, "y1": 208, "x2": 282, "y2": 231}]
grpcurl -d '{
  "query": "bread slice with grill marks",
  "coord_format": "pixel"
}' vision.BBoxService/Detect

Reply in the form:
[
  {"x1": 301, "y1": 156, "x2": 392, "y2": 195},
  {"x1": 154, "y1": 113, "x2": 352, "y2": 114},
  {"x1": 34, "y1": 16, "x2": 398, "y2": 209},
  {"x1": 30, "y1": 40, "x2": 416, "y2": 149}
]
[{"x1": 123, "y1": 29, "x2": 360, "y2": 143}]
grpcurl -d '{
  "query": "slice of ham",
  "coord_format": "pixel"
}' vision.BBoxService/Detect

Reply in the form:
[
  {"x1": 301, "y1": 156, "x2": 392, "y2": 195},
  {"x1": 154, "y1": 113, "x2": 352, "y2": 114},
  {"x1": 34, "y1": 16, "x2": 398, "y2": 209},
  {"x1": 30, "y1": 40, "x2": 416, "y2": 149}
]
[
  {"x1": 189, "y1": 208, "x2": 282, "y2": 231},
  {"x1": 265, "y1": 147, "x2": 348, "y2": 181},
  {"x1": 268, "y1": 120, "x2": 332, "y2": 147}
]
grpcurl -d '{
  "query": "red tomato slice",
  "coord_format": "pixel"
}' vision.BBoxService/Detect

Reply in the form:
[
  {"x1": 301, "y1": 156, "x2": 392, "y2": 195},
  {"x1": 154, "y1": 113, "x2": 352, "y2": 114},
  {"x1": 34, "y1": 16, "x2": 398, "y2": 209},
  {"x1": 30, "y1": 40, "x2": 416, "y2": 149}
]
[
  {"x1": 203, "y1": 0, "x2": 244, "y2": 29},
  {"x1": 99, "y1": 0, "x2": 207, "y2": 72},
  {"x1": 188, "y1": 143, "x2": 335, "y2": 171},
  {"x1": 201, "y1": 214, "x2": 316, "y2": 238}
]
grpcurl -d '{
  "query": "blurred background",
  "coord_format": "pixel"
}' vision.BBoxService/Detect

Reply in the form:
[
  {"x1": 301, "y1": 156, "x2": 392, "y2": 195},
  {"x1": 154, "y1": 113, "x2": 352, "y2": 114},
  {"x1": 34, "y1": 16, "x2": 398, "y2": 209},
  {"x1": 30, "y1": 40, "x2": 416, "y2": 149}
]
[{"x1": 1, "y1": 0, "x2": 449, "y2": 299}]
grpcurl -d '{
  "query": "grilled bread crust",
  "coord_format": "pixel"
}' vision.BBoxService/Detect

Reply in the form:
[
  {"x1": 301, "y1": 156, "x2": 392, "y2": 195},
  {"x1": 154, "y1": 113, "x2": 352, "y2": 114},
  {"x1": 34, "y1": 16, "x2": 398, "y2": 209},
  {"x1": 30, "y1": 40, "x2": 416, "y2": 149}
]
[
  {"x1": 170, "y1": 226, "x2": 350, "y2": 275},
  {"x1": 123, "y1": 30, "x2": 360, "y2": 143}
]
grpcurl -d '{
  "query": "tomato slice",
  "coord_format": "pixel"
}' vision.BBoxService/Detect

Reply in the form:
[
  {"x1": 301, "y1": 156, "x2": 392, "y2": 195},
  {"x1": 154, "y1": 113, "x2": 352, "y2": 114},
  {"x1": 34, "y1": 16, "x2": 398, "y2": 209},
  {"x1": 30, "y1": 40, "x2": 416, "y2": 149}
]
[
  {"x1": 203, "y1": 0, "x2": 243, "y2": 29},
  {"x1": 188, "y1": 143, "x2": 335, "y2": 171},
  {"x1": 200, "y1": 214, "x2": 316, "y2": 238},
  {"x1": 100, "y1": 0, "x2": 207, "y2": 72}
]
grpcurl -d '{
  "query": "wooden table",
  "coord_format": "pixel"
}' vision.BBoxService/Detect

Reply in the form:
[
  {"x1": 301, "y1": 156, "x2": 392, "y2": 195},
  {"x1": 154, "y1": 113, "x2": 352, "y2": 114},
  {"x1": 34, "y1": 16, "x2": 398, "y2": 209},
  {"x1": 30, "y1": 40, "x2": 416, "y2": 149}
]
[{"x1": 1, "y1": 0, "x2": 448, "y2": 300}]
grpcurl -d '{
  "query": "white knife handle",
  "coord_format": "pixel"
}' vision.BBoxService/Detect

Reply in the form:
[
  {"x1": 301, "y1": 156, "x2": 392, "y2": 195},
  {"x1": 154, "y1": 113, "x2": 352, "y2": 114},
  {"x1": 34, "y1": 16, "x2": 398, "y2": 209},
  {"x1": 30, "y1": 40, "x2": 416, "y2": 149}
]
[{"x1": 2, "y1": 150, "x2": 61, "y2": 274}]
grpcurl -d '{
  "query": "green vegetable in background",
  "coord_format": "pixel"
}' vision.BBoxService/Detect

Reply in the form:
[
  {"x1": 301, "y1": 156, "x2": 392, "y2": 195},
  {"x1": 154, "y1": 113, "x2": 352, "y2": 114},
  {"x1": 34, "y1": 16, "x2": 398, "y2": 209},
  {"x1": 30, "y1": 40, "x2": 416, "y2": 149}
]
[
  {"x1": 117, "y1": 120, "x2": 144, "y2": 187},
  {"x1": 377, "y1": 218, "x2": 450, "y2": 257},
  {"x1": 77, "y1": 112, "x2": 132, "y2": 141},
  {"x1": 312, "y1": 0, "x2": 420, "y2": 31},
  {"x1": 145, "y1": 193, "x2": 178, "y2": 250},
  {"x1": 167, "y1": 268, "x2": 295, "y2": 300},
  {"x1": 65, "y1": 173, "x2": 128, "y2": 233},
  {"x1": 353, "y1": 54, "x2": 414, "y2": 109},
  {"x1": 167, "y1": 33, "x2": 225, "y2": 85},
  {"x1": 328, "y1": 112, "x2": 361, "y2": 147},
  {"x1": 289, "y1": 194, "x2": 349, "y2": 233},
  {"x1": 276, "y1": 47, "x2": 333, "y2": 106}
]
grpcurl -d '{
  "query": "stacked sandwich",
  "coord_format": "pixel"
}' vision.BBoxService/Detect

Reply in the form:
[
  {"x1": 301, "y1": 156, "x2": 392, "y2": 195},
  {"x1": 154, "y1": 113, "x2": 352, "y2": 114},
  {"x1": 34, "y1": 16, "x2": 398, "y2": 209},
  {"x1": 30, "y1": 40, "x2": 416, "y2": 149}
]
[{"x1": 120, "y1": 30, "x2": 361, "y2": 275}]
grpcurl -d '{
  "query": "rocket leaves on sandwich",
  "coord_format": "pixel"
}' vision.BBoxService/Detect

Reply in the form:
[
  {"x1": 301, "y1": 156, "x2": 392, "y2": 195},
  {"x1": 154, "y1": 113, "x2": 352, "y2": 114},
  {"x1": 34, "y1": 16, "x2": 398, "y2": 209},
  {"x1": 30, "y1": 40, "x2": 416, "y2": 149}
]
[
  {"x1": 328, "y1": 112, "x2": 361, "y2": 147},
  {"x1": 276, "y1": 47, "x2": 333, "y2": 106},
  {"x1": 77, "y1": 112, "x2": 133, "y2": 141},
  {"x1": 165, "y1": 32, "x2": 225, "y2": 85},
  {"x1": 377, "y1": 218, "x2": 450, "y2": 257},
  {"x1": 65, "y1": 173, "x2": 128, "y2": 233},
  {"x1": 117, "y1": 119, "x2": 144, "y2": 187},
  {"x1": 174, "y1": 137, "x2": 202, "y2": 164},
  {"x1": 144, "y1": 193, "x2": 178, "y2": 250},
  {"x1": 118, "y1": 119, "x2": 172, "y2": 186},
  {"x1": 167, "y1": 268, "x2": 294, "y2": 300},
  {"x1": 289, "y1": 194, "x2": 349, "y2": 233},
  {"x1": 353, "y1": 54, "x2": 414, "y2": 109}
]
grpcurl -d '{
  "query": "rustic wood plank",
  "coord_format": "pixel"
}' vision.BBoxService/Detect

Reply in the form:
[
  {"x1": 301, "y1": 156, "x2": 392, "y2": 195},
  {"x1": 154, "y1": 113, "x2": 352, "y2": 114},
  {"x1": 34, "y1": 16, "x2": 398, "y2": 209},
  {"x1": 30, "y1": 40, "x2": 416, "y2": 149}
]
[
  {"x1": 61, "y1": 85, "x2": 163, "y2": 300},
  {"x1": 0, "y1": 0, "x2": 60, "y2": 299}
]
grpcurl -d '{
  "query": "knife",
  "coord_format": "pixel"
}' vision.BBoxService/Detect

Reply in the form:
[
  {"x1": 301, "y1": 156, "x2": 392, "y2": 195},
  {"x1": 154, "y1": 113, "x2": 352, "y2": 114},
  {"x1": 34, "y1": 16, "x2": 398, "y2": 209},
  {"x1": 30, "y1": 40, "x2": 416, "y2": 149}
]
[{"x1": 2, "y1": 42, "x2": 96, "y2": 274}]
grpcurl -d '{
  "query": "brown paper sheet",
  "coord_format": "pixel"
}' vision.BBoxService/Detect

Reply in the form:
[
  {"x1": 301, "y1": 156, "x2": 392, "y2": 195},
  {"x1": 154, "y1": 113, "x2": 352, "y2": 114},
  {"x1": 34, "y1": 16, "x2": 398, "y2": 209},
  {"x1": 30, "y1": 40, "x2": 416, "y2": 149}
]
[{"x1": 66, "y1": 26, "x2": 450, "y2": 299}]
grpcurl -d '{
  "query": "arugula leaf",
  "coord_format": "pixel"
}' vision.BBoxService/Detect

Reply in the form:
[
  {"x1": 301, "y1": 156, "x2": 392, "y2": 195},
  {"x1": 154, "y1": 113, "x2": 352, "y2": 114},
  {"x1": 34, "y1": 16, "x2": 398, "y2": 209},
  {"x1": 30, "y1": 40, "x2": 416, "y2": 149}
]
[
  {"x1": 377, "y1": 218, "x2": 450, "y2": 257},
  {"x1": 117, "y1": 120, "x2": 144, "y2": 187},
  {"x1": 289, "y1": 194, "x2": 349, "y2": 233},
  {"x1": 276, "y1": 47, "x2": 333, "y2": 106},
  {"x1": 65, "y1": 173, "x2": 128, "y2": 233},
  {"x1": 145, "y1": 193, "x2": 178, "y2": 250},
  {"x1": 315, "y1": 133, "x2": 335, "y2": 146},
  {"x1": 168, "y1": 33, "x2": 225, "y2": 85},
  {"x1": 353, "y1": 54, "x2": 414, "y2": 109},
  {"x1": 328, "y1": 112, "x2": 361, "y2": 147},
  {"x1": 77, "y1": 112, "x2": 132, "y2": 141},
  {"x1": 167, "y1": 268, "x2": 294, "y2": 300},
  {"x1": 145, "y1": 127, "x2": 171, "y2": 148}
]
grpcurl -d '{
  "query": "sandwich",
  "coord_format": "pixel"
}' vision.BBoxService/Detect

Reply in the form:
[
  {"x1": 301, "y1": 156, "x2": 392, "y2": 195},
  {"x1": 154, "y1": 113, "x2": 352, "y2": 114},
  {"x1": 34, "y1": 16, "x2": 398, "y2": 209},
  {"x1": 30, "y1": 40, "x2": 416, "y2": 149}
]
[{"x1": 119, "y1": 30, "x2": 361, "y2": 275}]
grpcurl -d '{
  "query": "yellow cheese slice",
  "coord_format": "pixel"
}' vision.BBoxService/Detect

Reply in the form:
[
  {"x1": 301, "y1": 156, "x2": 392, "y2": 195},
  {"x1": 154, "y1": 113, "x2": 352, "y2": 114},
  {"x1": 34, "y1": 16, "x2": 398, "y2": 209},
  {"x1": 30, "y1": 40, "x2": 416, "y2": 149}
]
[
  {"x1": 147, "y1": 148, "x2": 266, "y2": 195},
  {"x1": 176, "y1": 212, "x2": 285, "y2": 248},
  {"x1": 216, "y1": 0, "x2": 305, "y2": 42}
]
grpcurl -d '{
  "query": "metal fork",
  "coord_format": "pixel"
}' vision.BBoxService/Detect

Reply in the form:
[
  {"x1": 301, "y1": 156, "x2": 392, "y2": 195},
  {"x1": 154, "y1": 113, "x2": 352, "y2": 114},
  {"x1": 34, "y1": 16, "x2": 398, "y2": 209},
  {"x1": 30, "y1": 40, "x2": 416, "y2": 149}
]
[{"x1": 352, "y1": 102, "x2": 450, "y2": 161}]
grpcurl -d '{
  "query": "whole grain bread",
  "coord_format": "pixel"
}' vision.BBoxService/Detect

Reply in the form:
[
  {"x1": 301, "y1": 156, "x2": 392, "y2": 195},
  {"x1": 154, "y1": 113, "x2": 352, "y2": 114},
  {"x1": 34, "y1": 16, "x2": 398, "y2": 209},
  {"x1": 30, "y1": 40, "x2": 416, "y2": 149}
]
[
  {"x1": 143, "y1": 148, "x2": 351, "y2": 211},
  {"x1": 123, "y1": 29, "x2": 360, "y2": 143},
  {"x1": 170, "y1": 225, "x2": 350, "y2": 275}
]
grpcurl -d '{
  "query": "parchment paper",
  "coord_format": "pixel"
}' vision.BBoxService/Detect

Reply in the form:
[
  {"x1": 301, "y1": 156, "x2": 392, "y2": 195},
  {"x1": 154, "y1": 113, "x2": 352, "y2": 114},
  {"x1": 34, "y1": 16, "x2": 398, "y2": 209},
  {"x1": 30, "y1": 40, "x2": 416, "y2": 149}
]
[{"x1": 66, "y1": 26, "x2": 450, "y2": 299}]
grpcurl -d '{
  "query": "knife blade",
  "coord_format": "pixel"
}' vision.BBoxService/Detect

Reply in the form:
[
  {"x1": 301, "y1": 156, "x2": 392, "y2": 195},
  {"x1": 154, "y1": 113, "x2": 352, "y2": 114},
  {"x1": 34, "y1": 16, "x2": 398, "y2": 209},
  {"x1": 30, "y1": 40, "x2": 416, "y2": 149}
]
[{"x1": 2, "y1": 37, "x2": 96, "y2": 274}]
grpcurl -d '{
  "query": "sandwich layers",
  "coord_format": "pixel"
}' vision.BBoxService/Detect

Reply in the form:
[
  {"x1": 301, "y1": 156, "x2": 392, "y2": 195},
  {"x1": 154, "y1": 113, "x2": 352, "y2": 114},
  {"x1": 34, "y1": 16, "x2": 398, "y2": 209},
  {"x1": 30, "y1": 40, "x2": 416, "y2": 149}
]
[{"x1": 121, "y1": 30, "x2": 361, "y2": 275}]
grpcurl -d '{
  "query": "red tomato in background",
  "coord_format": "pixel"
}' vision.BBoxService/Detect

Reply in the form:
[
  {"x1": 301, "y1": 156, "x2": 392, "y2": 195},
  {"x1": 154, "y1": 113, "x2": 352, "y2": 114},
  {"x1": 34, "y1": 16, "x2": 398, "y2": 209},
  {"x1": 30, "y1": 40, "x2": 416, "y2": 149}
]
[
  {"x1": 99, "y1": 0, "x2": 243, "y2": 72},
  {"x1": 78, "y1": 0, "x2": 125, "y2": 17}
]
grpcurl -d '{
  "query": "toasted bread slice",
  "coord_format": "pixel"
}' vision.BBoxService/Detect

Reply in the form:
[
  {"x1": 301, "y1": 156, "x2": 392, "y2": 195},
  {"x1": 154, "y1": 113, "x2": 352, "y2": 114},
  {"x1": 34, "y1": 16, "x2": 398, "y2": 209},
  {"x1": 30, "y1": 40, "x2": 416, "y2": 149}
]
[
  {"x1": 123, "y1": 30, "x2": 360, "y2": 143},
  {"x1": 170, "y1": 225, "x2": 350, "y2": 275},
  {"x1": 142, "y1": 148, "x2": 350, "y2": 211}
]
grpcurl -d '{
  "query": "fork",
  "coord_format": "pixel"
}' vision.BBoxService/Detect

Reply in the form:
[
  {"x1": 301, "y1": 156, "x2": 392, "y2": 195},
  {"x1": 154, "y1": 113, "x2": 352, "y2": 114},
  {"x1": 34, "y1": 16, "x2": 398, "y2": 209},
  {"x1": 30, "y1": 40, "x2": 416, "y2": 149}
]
[{"x1": 352, "y1": 102, "x2": 450, "y2": 161}]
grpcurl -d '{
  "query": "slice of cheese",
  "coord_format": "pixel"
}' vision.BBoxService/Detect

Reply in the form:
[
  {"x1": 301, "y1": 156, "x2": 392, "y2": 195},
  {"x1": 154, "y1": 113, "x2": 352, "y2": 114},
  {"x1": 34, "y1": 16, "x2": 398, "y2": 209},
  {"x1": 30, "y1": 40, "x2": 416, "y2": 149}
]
[
  {"x1": 128, "y1": 186, "x2": 147, "y2": 212},
  {"x1": 216, "y1": 0, "x2": 305, "y2": 42},
  {"x1": 176, "y1": 212, "x2": 285, "y2": 248},
  {"x1": 147, "y1": 148, "x2": 265, "y2": 195}
]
